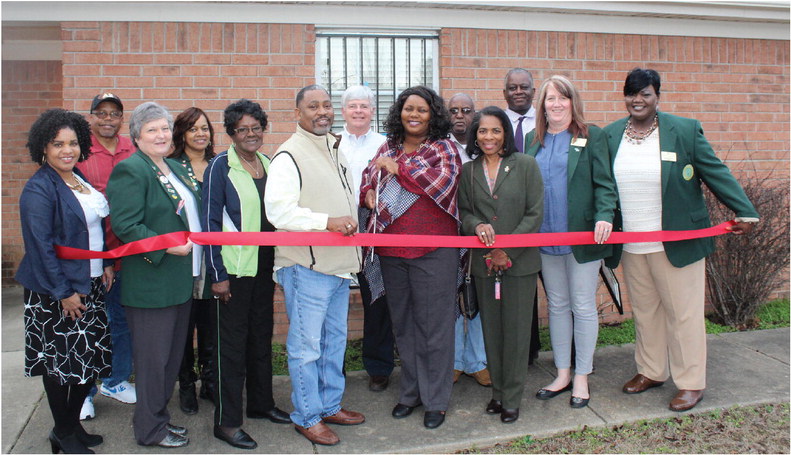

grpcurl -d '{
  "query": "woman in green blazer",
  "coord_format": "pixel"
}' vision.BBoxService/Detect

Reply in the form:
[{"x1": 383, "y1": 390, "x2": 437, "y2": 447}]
[
  {"x1": 106, "y1": 102, "x2": 202, "y2": 449},
  {"x1": 604, "y1": 68, "x2": 758, "y2": 412},
  {"x1": 458, "y1": 106, "x2": 543, "y2": 423},
  {"x1": 525, "y1": 75, "x2": 617, "y2": 409}
]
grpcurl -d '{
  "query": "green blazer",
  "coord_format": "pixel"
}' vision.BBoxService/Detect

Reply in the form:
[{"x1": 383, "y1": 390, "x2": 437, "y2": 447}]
[
  {"x1": 458, "y1": 152, "x2": 544, "y2": 278},
  {"x1": 525, "y1": 125, "x2": 617, "y2": 264},
  {"x1": 603, "y1": 111, "x2": 759, "y2": 268},
  {"x1": 106, "y1": 150, "x2": 202, "y2": 309}
]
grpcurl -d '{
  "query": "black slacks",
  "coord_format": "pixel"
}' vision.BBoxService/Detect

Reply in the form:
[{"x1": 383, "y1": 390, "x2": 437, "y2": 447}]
[
  {"x1": 358, "y1": 272, "x2": 395, "y2": 378},
  {"x1": 214, "y1": 248, "x2": 277, "y2": 428}
]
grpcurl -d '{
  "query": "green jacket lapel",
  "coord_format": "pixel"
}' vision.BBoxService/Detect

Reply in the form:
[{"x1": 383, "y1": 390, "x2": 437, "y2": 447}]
[
  {"x1": 492, "y1": 153, "x2": 517, "y2": 194},
  {"x1": 657, "y1": 111, "x2": 677, "y2": 198},
  {"x1": 137, "y1": 151, "x2": 188, "y2": 227}
]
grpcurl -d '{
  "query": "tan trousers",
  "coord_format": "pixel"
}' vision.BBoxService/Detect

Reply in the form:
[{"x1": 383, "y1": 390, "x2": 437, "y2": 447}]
[{"x1": 622, "y1": 252, "x2": 706, "y2": 390}]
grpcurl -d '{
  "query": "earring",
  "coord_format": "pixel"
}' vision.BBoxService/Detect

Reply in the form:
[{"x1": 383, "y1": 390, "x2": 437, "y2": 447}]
[
  {"x1": 207, "y1": 141, "x2": 212, "y2": 147},
  {"x1": 41, "y1": 155, "x2": 47, "y2": 165},
  {"x1": 475, "y1": 140, "x2": 480, "y2": 148}
]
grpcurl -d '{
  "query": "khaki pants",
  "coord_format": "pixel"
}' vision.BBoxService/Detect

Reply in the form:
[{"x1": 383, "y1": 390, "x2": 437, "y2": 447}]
[{"x1": 622, "y1": 252, "x2": 706, "y2": 390}]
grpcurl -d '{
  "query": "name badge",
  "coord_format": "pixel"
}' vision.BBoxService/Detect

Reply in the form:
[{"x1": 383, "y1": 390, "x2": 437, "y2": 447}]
[
  {"x1": 661, "y1": 151, "x2": 677, "y2": 162},
  {"x1": 571, "y1": 138, "x2": 587, "y2": 147}
]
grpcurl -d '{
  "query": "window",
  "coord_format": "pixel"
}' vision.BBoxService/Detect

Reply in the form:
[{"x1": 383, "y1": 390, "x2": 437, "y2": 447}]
[{"x1": 316, "y1": 31, "x2": 439, "y2": 133}]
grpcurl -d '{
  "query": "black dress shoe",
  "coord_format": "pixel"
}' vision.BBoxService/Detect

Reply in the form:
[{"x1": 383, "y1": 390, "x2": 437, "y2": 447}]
[
  {"x1": 179, "y1": 387, "x2": 198, "y2": 415},
  {"x1": 570, "y1": 386, "x2": 591, "y2": 408},
  {"x1": 49, "y1": 430, "x2": 94, "y2": 454},
  {"x1": 166, "y1": 423, "x2": 187, "y2": 436},
  {"x1": 392, "y1": 403, "x2": 419, "y2": 418},
  {"x1": 247, "y1": 407, "x2": 291, "y2": 424},
  {"x1": 74, "y1": 424, "x2": 103, "y2": 447},
  {"x1": 199, "y1": 382, "x2": 215, "y2": 403},
  {"x1": 153, "y1": 432, "x2": 189, "y2": 449},
  {"x1": 213, "y1": 426, "x2": 257, "y2": 450},
  {"x1": 368, "y1": 375, "x2": 390, "y2": 392},
  {"x1": 536, "y1": 382, "x2": 572, "y2": 400},
  {"x1": 500, "y1": 408, "x2": 519, "y2": 423},
  {"x1": 485, "y1": 399, "x2": 503, "y2": 414},
  {"x1": 423, "y1": 411, "x2": 445, "y2": 429}
]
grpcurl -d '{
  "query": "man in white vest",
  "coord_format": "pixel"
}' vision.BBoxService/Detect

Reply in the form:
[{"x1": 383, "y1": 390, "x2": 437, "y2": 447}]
[{"x1": 264, "y1": 84, "x2": 364, "y2": 447}]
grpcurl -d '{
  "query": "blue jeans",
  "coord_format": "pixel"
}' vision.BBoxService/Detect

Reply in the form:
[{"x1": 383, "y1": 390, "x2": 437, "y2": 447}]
[
  {"x1": 277, "y1": 265, "x2": 350, "y2": 428},
  {"x1": 90, "y1": 271, "x2": 134, "y2": 396},
  {"x1": 454, "y1": 313, "x2": 487, "y2": 374}
]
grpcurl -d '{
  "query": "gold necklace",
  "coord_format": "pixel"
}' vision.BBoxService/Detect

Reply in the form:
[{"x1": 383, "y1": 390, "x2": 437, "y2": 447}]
[
  {"x1": 625, "y1": 114, "x2": 658, "y2": 145},
  {"x1": 239, "y1": 152, "x2": 260, "y2": 178},
  {"x1": 64, "y1": 174, "x2": 85, "y2": 192}
]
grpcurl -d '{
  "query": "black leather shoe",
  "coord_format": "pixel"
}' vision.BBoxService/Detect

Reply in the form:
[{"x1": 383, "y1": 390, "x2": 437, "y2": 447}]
[
  {"x1": 500, "y1": 408, "x2": 519, "y2": 423},
  {"x1": 247, "y1": 407, "x2": 291, "y2": 424},
  {"x1": 166, "y1": 424, "x2": 187, "y2": 436},
  {"x1": 368, "y1": 375, "x2": 390, "y2": 392},
  {"x1": 199, "y1": 382, "x2": 215, "y2": 403},
  {"x1": 392, "y1": 403, "x2": 419, "y2": 418},
  {"x1": 50, "y1": 430, "x2": 94, "y2": 454},
  {"x1": 213, "y1": 426, "x2": 257, "y2": 450},
  {"x1": 423, "y1": 411, "x2": 445, "y2": 429},
  {"x1": 179, "y1": 387, "x2": 198, "y2": 415},
  {"x1": 485, "y1": 399, "x2": 503, "y2": 414},
  {"x1": 570, "y1": 385, "x2": 591, "y2": 408},
  {"x1": 74, "y1": 424, "x2": 103, "y2": 447},
  {"x1": 153, "y1": 432, "x2": 189, "y2": 449},
  {"x1": 536, "y1": 382, "x2": 572, "y2": 400}
]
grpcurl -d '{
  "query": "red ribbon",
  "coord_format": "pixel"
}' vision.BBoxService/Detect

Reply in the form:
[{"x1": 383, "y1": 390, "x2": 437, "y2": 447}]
[{"x1": 55, "y1": 221, "x2": 736, "y2": 260}]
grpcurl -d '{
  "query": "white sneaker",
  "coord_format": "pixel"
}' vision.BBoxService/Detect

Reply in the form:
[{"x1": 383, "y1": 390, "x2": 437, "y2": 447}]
[
  {"x1": 99, "y1": 380, "x2": 137, "y2": 404},
  {"x1": 80, "y1": 395, "x2": 95, "y2": 421}
]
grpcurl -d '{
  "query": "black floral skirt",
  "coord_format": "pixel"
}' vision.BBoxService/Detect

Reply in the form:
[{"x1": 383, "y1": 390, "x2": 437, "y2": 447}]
[{"x1": 24, "y1": 277, "x2": 112, "y2": 385}]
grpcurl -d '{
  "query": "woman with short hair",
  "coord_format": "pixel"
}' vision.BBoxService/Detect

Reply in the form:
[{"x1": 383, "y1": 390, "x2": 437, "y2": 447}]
[{"x1": 107, "y1": 101, "x2": 201, "y2": 448}]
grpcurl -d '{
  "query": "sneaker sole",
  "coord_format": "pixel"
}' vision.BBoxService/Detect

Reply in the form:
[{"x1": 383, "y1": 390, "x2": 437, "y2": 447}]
[{"x1": 99, "y1": 390, "x2": 136, "y2": 404}]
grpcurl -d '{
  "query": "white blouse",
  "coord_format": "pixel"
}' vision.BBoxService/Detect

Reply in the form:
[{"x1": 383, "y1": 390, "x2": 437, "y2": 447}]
[
  {"x1": 72, "y1": 175, "x2": 109, "y2": 277},
  {"x1": 612, "y1": 128, "x2": 664, "y2": 255}
]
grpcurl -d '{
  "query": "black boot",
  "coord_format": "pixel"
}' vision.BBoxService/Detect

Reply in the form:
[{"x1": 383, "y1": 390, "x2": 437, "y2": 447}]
[
  {"x1": 73, "y1": 424, "x2": 103, "y2": 447},
  {"x1": 49, "y1": 430, "x2": 94, "y2": 454},
  {"x1": 179, "y1": 383, "x2": 198, "y2": 415}
]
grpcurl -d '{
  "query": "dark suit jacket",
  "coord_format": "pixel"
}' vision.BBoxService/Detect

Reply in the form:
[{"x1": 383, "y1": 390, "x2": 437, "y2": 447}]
[
  {"x1": 106, "y1": 150, "x2": 201, "y2": 309},
  {"x1": 603, "y1": 111, "x2": 759, "y2": 268},
  {"x1": 16, "y1": 165, "x2": 110, "y2": 300},
  {"x1": 525, "y1": 125, "x2": 617, "y2": 264},
  {"x1": 458, "y1": 152, "x2": 544, "y2": 278}
]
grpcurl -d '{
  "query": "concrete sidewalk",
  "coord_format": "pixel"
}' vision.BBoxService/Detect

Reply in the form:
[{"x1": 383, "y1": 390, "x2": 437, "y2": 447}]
[{"x1": 3, "y1": 285, "x2": 789, "y2": 454}]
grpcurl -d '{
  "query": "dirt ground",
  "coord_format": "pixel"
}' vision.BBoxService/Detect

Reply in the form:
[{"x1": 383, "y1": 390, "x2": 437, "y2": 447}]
[{"x1": 459, "y1": 402, "x2": 790, "y2": 454}]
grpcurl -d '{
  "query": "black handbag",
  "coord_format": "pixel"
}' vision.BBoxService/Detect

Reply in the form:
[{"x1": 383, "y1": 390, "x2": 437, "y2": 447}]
[{"x1": 459, "y1": 163, "x2": 479, "y2": 320}]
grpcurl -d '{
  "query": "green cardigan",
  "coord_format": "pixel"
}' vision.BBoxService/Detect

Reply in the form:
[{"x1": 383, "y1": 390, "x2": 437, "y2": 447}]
[
  {"x1": 603, "y1": 111, "x2": 759, "y2": 268},
  {"x1": 107, "y1": 150, "x2": 202, "y2": 309},
  {"x1": 458, "y1": 152, "x2": 544, "y2": 278},
  {"x1": 524, "y1": 124, "x2": 617, "y2": 264}
]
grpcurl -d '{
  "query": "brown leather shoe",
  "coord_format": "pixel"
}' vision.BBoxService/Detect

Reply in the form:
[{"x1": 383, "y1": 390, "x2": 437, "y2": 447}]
[
  {"x1": 622, "y1": 374, "x2": 665, "y2": 394},
  {"x1": 453, "y1": 370, "x2": 463, "y2": 383},
  {"x1": 669, "y1": 389, "x2": 704, "y2": 412},
  {"x1": 368, "y1": 375, "x2": 389, "y2": 392},
  {"x1": 322, "y1": 408, "x2": 365, "y2": 425},
  {"x1": 294, "y1": 422, "x2": 339, "y2": 446},
  {"x1": 471, "y1": 368, "x2": 492, "y2": 387}
]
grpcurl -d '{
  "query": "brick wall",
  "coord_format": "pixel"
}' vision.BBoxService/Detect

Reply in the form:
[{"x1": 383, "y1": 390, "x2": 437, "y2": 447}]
[
  {"x1": 2, "y1": 23, "x2": 788, "y2": 339},
  {"x1": 1, "y1": 60, "x2": 63, "y2": 284}
]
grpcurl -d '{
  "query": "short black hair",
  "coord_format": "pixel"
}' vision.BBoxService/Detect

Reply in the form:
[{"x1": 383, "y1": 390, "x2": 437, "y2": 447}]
[
  {"x1": 465, "y1": 106, "x2": 516, "y2": 160},
  {"x1": 223, "y1": 99, "x2": 268, "y2": 137},
  {"x1": 26, "y1": 108, "x2": 92, "y2": 165},
  {"x1": 624, "y1": 68, "x2": 661, "y2": 97},
  {"x1": 383, "y1": 86, "x2": 451, "y2": 145},
  {"x1": 296, "y1": 84, "x2": 327, "y2": 107}
]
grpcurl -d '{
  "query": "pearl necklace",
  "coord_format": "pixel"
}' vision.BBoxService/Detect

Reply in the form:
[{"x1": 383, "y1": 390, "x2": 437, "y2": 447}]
[{"x1": 625, "y1": 114, "x2": 658, "y2": 145}]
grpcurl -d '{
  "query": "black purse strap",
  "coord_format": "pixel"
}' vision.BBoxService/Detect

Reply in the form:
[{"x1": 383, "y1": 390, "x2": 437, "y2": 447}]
[{"x1": 466, "y1": 161, "x2": 475, "y2": 280}]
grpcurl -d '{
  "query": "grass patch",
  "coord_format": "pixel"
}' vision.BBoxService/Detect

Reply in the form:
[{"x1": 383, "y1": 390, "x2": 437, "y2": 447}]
[
  {"x1": 456, "y1": 403, "x2": 790, "y2": 453},
  {"x1": 270, "y1": 299, "x2": 789, "y2": 375}
]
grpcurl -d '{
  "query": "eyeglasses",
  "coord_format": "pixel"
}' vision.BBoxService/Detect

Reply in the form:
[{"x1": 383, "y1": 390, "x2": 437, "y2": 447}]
[
  {"x1": 449, "y1": 107, "x2": 473, "y2": 115},
  {"x1": 92, "y1": 110, "x2": 123, "y2": 119},
  {"x1": 234, "y1": 126, "x2": 263, "y2": 135}
]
